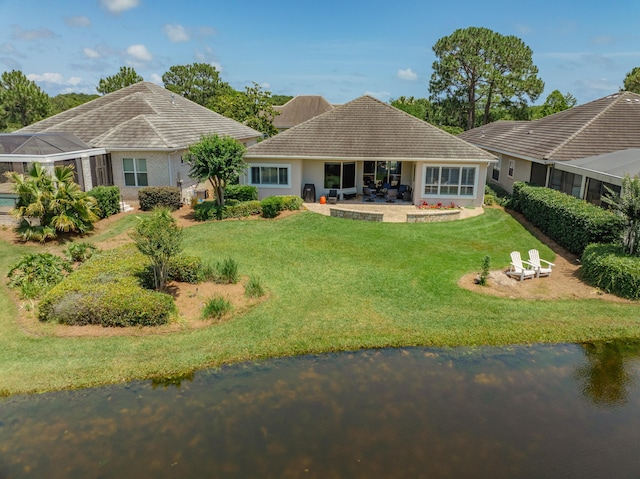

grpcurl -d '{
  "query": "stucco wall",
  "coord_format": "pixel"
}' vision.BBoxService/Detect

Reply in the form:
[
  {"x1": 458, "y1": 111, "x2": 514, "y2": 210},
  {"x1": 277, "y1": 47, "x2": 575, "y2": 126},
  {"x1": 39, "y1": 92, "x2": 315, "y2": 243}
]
[{"x1": 414, "y1": 162, "x2": 488, "y2": 208}]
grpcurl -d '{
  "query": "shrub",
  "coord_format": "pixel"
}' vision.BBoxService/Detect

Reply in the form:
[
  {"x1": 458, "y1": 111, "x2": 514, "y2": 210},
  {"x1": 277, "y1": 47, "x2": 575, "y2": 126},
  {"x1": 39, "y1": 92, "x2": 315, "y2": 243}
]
[
  {"x1": 65, "y1": 242, "x2": 98, "y2": 263},
  {"x1": 478, "y1": 255, "x2": 491, "y2": 286},
  {"x1": 38, "y1": 246, "x2": 175, "y2": 326},
  {"x1": 245, "y1": 275, "x2": 265, "y2": 298},
  {"x1": 261, "y1": 196, "x2": 284, "y2": 218},
  {"x1": 581, "y1": 243, "x2": 640, "y2": 300},
  {"x1": 138, "y1": 186, "x2": 182, "y2": 211},
  {"x1": 201, "y1": 295, "x2": 232, "y2": 320},
  {"x1": 168, "y1": 254, "x2": 205, "y2": 284},
  {"x1": 225, "y1": 185, "x2": 258, "y2": 202},
  {"x1": 281, "y1": 195, "x2": 304, "y2": 210},
  {"x1": 512, "y1": 182, "x2": 624, "y2": 255},
  {"x1": 485, "y1": 184, "x2": 511, "y2": 207},
  {"x1": 215, "y1": 257, "x2": 239, "y2": 284},
  {"x1": 193, "y1": 200, "x2": 263, "y2": 221},
  {"x1": 88, "y1": 186, "x2": 121, "y2": 218},
  {"x1": 8, "y1": 253, "x2": 72, "y2": 299},
  {"x1": 193, "y1": 200, "x2": 219, "y2": 221}
]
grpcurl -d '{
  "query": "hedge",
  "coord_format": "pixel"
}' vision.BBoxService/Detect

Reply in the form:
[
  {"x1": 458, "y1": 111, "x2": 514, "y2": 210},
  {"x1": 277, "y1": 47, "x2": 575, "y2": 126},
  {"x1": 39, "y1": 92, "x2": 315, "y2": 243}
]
[
  {"x1": 261, "y1": 196, "x2": 284, "y2": 218},
  {"x1": 581, "y1": 243, "x2": 640, "y2": 300},
  {"x1": 39, "y1": 246, "x2": 175, "y2": 327},
  {"x1": 225, "y1": 185, "x2": 258, "y2": 202},
  {"x1": 512, "y1": 182, "x2": 624, "y2": 255},
  {"x1": 193, "y1": 200, "x2": 263, "y2": 221},
  {"x1": 88, "y1": 186, "x2": 121, "y2": 218},
  {"x1": 139, "y1": 186, "x2": 182, "y2": 211}
]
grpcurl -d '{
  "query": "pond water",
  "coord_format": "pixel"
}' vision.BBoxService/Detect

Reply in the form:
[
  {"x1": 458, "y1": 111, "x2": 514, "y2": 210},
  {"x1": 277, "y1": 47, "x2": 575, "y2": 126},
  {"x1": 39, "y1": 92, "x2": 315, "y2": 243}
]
[{"x1": 2, "y1": 343, "x2": 640, "y2": 478}]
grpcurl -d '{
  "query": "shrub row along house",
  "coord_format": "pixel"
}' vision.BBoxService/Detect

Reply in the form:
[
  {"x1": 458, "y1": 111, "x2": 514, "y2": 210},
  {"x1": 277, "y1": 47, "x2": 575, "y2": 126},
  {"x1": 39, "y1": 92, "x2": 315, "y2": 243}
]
[
  {"x1": 4, "y1": 82, "x2": 261, "y2": 201},
  {"x1": 459, "y1": 91, "x2": 640, "y2": 206}
]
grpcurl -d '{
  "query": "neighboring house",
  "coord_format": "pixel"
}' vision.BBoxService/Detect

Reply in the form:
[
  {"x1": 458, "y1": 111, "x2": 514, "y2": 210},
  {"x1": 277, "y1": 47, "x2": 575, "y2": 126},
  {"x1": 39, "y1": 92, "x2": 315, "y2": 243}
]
[
  {"x1": 244, "y1": 95, "x2": 497, "y2": 207},
  {"x1": 272, "y1": 95, "x2": 335, "y2": 131},
  {"x1": 459, "y1": 91, "x2": 640, "y2": 205},
  {"x1": 15, "y1": 82, "x2": 261, "y2": 200}
]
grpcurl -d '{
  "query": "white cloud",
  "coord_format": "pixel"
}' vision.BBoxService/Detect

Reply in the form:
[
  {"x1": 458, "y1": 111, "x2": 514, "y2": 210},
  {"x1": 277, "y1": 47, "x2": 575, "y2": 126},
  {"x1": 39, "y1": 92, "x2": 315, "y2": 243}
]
[
  {"x1": 11, "y1": 25, "x2": 56, "y2": 41},
  {"x1": 100, "y1": 0, "x2": 140, "y2": 14},
  {"x1": 149, "y1": 73, "x2": 162, "y2": 84},
  {"x1": 261, "y1": 82, "x2": 271, "y2": 89},
  {"x1": 65, "y1": 16, "x2": 91, "y2": 28},
  {"x1": 83, "y1": 48, "x2": 101, "y2": 59},
  {"x1": 163, "y1": 24, "x2": 190, "y2": 43},
  {"x1": 126, "y1": 44, "x2": 152, "y2": 62},
  {"x1": 397, "y1": 68, "x2": 418, "y2": 81},
  {"x1": 27, "y1": 72, "x2": 85, "y2": 88}
]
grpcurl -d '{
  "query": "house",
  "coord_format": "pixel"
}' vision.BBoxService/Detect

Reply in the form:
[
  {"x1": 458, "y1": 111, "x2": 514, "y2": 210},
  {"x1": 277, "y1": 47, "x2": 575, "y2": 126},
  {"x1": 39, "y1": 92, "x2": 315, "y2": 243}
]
[
  {"x1": 14, "y1": 82, "x2": 262, "y2": 200},
  {"x1": 272, "y1": 95, "x2": 336, "y2": 131},
  {"x1": 458, "y1": 91, "x2": 640, "y2": 204},
  {"x1": 243, "y1": 95, "x2": 497, "y2": 207}
]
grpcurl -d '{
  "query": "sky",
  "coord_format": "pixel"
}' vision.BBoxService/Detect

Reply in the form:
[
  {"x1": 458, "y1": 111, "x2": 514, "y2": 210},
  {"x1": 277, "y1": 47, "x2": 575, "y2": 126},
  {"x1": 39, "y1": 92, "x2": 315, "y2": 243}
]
[{"x1": 1, "y1": 0, "x2": 639, "y2": 106}]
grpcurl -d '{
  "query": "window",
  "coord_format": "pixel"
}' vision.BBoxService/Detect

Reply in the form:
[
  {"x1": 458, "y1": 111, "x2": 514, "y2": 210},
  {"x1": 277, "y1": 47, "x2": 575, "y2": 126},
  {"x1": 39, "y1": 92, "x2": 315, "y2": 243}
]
[
  {"x1": 423, "y1": 165, "x2": 477, "y2": 197},
  {"x1": 324, "y1": 162, "x2": 356, "y2": 189},
  {"x1": 363, "y1": 161, "x2": 402, "y2": 187},
  {"x1": 492, "y1": 156, "x2": 501, "y2": 181},
  {"x1": 249, "y1": 164, "x2": 290, "y2": 187},
  {"x1": 123, "y1": 158, "x2": 147, "y2": 186},
  {"x1": 508, "y1": 160, "x2": 515, "y2": 178}
]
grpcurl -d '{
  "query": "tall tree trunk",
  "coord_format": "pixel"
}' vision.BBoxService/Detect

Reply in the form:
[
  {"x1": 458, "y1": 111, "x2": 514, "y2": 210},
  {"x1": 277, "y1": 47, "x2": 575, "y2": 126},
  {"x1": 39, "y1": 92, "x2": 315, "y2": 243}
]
[{"x1": 483, "y1": 83, "x2": 494, "y2": 125}]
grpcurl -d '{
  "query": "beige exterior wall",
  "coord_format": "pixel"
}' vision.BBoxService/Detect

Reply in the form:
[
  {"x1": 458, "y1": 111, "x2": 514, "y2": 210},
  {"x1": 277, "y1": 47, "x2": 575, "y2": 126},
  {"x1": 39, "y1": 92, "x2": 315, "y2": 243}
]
[
  {"x1": 485, "y1": 152, "x2": 532, "y2": 194},
  {"x1": 414, "y1": 161, "x2": 489, "y2": 207},
  {"x1": 240, "y1": 158, "x2": 303, "y2": 200}
]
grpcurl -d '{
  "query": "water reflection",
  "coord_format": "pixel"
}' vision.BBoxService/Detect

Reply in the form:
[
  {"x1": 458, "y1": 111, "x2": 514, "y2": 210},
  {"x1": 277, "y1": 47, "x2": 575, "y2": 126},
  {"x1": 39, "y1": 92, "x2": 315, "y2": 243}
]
[{"x1": 2, "y1": 343, "x2": 640, "y2": 478}]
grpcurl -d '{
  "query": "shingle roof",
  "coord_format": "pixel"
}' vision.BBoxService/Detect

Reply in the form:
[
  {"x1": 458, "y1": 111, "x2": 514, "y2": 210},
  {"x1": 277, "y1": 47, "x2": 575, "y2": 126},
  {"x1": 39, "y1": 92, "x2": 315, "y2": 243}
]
[
  {"x1": 459, "y1": 91, "x2": 640, "y2": 161},
  {"x1": 272, "y1": 95, "x2": 335, "y2": 129},
  {"x1": 18, "y1": 82, "x2": 261, "y2": 150},
  {"x1": 247, "y1": 95, "x2": 496, "y2": 161}
]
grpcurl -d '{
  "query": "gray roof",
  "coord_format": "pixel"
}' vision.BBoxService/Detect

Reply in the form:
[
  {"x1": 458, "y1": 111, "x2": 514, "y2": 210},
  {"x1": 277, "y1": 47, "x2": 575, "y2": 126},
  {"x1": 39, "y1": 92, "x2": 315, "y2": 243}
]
[
  {"x1": 247, "y1": 95, "x2": 496, "y2": 161},
  {"x1": 459, "y1": 91, "x2": 640, "y2": 162},
  {"x1": 554, "y1": 148, "x2": 640, "y2": 180},
  {"x1": 272, "y1": 95, "x2": 335, "y2": 129},
  {"x1": 18, "y1": 82, "x2": 261, "y2": 150}
]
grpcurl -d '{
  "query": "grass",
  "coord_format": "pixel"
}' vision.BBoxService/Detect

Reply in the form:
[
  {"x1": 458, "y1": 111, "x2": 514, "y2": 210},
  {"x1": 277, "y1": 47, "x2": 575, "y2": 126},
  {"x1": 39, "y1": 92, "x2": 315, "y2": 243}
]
[{"x1": 1, "y1": 208, "x2": 640, "y2": 395}]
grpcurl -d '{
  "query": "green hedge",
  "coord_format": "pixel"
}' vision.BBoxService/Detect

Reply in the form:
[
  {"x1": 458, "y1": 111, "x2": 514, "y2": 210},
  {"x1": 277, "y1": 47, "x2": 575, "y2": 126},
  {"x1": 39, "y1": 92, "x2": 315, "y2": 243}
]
[
  {"x1": 139, "y1": 186, "x2": 182, "y2": 211},
  {"x1": 88, "y1": 186, "x2": 121, "y2": 218},
  {"x1": 39, "y1": 246, "x2": 175, "y2": 326},
  {"x1": 226, "y1": 185, "x2": 258, "y2": 202},
  {"x1": 261, "y1": 196, "x2": 284, "y2": 218},
  {"x1": 193, "y1": 200, "x2": 263, "y2": 221},
  {"x1": 582, "y1": 243, "x2": 640, "y2": 300},
  {"x1": 512, "y1": 182, "x2": 624, "y2": 255}
]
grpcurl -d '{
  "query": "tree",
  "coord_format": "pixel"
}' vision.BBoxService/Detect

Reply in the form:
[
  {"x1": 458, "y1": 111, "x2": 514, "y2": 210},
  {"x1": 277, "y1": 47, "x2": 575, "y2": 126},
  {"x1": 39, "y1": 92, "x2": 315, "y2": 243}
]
[
  {"x1": 214, "y1": 82, "x2": 279, "y2": 137},
  {"x1": 97, "y1": 66, "x2": 143, "y2": 95},
  {"x1": 270, "y1": 94, "x2": 294, "y2": 106},
  {"x1": 429, "y1": 27, "x2": 544, "y2": 130},
  {"x1": 622, "y1": 67, "x2": 640, "y2": 94},
  {"x1": 6, "y1": 163, "x2": 100, "y2": 242},
  {"x1": 50, "y1": 93, "x2": 99, "y2": 115},
  {"x1": 602, "y1": 175, "x2": 640, "y2": 255},
  {"x1": 531, "y1": 90, "x2": 577, "y2": 119},
  {"x1": 390, "y1": 96, "x2": 429, "y2": 120},
  {"x1": 0, "y1": 70, "x2": 51, "y2": 129},
  {"x1": 183, "y1": 134, "x2": 247, "y2": 208},
  {"x1": 130, "y1": 208, "x2": 183, "y2": 291},
  {"x1": 162, "y1": 62, "x2": 232, "y2": 107}
]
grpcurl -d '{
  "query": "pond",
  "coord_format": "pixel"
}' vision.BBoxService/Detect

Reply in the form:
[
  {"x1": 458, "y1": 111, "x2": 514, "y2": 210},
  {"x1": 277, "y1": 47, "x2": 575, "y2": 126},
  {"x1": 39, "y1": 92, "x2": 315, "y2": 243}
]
[{"x1": 2, "y1": 343, "x2": 640, "y2": 478}]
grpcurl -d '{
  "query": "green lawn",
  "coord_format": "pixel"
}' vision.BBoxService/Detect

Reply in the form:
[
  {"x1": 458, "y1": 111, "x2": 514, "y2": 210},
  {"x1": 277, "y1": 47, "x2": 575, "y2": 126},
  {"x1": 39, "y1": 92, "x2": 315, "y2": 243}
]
[{"x1": 1, "y1": 208, "x2": 639, "y2": 395}]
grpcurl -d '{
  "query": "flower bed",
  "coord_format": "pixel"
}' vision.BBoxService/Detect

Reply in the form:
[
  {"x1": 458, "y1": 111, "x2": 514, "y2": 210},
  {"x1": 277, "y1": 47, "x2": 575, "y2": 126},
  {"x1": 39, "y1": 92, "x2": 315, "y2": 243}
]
[{"x1": 416, "y1": 201, "x2": 459, "y2": 210}]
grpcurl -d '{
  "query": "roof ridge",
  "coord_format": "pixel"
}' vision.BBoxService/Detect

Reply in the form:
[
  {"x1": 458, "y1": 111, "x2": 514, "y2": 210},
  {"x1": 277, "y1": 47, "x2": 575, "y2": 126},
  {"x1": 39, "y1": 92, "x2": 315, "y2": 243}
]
[{"x1": 544, "y1": 92, "x2": 629, "y2": 159}]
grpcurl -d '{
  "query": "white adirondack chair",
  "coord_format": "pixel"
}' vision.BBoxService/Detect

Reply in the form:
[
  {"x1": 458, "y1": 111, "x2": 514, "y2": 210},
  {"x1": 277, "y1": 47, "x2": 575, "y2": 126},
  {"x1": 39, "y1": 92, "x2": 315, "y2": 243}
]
[
  {"x1": 528, "y1": 249, "x2": 555, "y2": 277},
  {"x1": 506, "y1": 251, "x2": 537, "y2": 281}
]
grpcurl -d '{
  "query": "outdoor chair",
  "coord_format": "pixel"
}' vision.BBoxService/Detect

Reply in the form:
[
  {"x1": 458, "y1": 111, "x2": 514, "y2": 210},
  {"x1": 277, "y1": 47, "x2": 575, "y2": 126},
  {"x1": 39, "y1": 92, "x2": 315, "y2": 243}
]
[
  {"x1": 528, "y1": 249, "x2": 555, "y2": 277},
  {"x1": 506, "y1": 251, "x2": 537, "y2": 281},
  {"x1": 385, "y1": 188, "x2": 398, "y2": 203},
  {"x1": 363, "y1": 187, "x2": 376, "y2": 202},
  {"x1": 327, "y1": 189, "x2": 338, "y2": 204}
]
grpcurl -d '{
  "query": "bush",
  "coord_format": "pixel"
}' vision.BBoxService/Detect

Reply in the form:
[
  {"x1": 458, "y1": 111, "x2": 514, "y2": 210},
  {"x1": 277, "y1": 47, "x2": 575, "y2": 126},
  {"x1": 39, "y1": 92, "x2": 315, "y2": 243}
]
[
  {"x1": 138, "y1": 186, "x2": 182, "y2": 211},
  {"x1": 201, "y1": 295, "x2": 232, "y2": 320},
  {"x1": 88, "y1": 186, "x2": 121, "y2": 218},
  {"x1": 193, "y1": 200, "x2": 262, "y2": 221},
  {"x1": 261, "y1": 196, "x2": 284, "y2": 218},
  {"x1": 215, "y1": 257, "x2": 239, "y2": 284},
  {"x1": 512, "y1": 182, "x2": 624, "y2": 255},
  {"x1": 39, "y1": 246, "x2": 175, "y2": 326},
  {"x1": 8, "y1": 253, "x2": 72, "y2": 299},
  {"x1": 65, "y1": 242, "x2": 98, "y2": 263},
  {"x1": 245, "y1": 275, "x2": 265, "y2": 298},
  {"x1": 281, "y1": 195, "x2": 304, "y2": 210},
  {"x1": 485, "y1": 184, "x2": 511, "y2": 207},
  {"x1": 168, "y1": 254, "x2": 205, "y2": 284},
  {"x1": 581, "y1": 243, "x2": 640, "y2": 300},
  {"x1": 225, "y1": 185, "x2": 258, "y2": 202}
]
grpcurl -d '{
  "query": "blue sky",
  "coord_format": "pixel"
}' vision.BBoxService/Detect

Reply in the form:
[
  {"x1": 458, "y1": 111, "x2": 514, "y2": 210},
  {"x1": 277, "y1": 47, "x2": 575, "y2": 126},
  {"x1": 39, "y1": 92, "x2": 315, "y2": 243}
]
[{"x1": 1, "y1": 0, "x2": 639, "y2": 106}]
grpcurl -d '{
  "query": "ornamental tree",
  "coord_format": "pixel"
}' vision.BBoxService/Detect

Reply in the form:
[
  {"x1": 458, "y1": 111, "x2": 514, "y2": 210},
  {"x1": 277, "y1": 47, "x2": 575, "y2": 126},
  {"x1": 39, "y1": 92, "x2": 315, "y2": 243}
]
[{"x1": 183, "y1": 134, "x2": 247, "y2": 208}]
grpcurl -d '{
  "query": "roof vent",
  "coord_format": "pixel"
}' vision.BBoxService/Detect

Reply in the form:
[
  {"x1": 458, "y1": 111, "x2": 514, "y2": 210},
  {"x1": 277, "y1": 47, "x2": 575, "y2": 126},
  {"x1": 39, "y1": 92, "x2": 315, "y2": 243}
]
[
  {"x1": 626, "y1": 98, "x2": 631, "y2": 102},
  {"x1": 170, "y1": 94, "x2": 175, "y2": 105}
]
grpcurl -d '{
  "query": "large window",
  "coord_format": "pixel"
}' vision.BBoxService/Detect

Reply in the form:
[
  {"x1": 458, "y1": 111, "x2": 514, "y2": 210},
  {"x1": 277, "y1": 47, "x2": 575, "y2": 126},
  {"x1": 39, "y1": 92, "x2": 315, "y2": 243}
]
[
  {"x1": 363, "y1": 161, "x2": 401, "y2": 187},
  {"x1": 123, "y1": 158, "x2": 147, "y2": 187},
  {"x1": 423, "y1": 166, "x2": 476, "y2": 197},
  {"x1": 324, "y1": 162, "x2": 356, "y2": 189},
  {"x1": 249, "y1": 164, "x2": 290, "y2": 187},
  {"x1": 549, "y1": 168, "x2": 581, "y2": 198}
]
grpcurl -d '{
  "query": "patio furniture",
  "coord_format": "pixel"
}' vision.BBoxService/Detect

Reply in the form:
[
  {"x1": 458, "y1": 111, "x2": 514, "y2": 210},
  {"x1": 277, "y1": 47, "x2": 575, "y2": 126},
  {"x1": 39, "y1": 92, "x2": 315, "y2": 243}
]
[
  {"x1": 363, "y1": 187, "x2": 376, "y2": 202},
  {"x1": 506, "y1": 251, "x2": 536, "y2": 281},
  {"x1": 528, "y1": 249, "x2": 555, "y2": 277},
  {"x1": 327, "y1": 189, "x2": 338, "y2": 204},
  {"x1": 385, "y1": 188, "x2": 398, "y2": 202}
]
